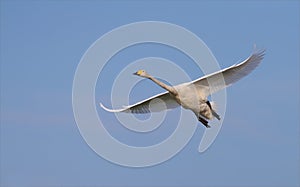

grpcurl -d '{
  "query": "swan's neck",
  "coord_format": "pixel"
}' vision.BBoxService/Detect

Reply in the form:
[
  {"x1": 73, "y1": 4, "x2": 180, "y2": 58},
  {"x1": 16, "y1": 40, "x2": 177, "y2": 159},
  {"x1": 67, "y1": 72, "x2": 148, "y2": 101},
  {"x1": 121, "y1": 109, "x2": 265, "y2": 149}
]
[{"x1": 148, "y1": 76, "x2": 178, "y2": 95}]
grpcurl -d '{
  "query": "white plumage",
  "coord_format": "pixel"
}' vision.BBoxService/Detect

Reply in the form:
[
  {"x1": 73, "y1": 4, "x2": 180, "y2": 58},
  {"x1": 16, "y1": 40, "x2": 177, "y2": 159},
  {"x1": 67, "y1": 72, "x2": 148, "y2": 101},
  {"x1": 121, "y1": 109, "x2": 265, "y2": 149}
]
[{"x1": 100, "y1": 50, "x2": 265, "y2": 128}]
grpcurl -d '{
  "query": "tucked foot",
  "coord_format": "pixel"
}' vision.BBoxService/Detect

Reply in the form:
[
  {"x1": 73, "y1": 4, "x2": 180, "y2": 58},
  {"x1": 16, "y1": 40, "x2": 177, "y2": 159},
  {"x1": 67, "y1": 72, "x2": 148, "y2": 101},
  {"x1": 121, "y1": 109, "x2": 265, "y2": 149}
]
[
  {"x1": 212, "y1": 110, "x2": 221, "y2": 120},
  {"x1": 206, "y1": 100, "x2": 221, "y2": 120},
  {"x1": 198, "y1": 116, "x2": 210, "y2": 128},
  {"x1": 205, "y1": 124, "x2": 211, "y2": 128}
]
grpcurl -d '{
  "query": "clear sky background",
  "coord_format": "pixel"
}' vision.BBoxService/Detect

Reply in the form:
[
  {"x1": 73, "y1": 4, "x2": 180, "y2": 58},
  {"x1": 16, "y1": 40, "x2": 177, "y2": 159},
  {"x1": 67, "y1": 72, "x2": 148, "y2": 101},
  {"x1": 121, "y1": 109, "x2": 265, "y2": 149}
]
[{"x1": 1, "y1": 1, "x2": 299, "y2": 187}]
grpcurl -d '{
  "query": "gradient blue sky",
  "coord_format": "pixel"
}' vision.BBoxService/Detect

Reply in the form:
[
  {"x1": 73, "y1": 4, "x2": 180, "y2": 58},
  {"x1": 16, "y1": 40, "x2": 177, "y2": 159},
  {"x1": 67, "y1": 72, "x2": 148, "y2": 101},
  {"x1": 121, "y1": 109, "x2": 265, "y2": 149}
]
[{"x1": 1, "y1": 1, "x2": 299, "y2": 187}]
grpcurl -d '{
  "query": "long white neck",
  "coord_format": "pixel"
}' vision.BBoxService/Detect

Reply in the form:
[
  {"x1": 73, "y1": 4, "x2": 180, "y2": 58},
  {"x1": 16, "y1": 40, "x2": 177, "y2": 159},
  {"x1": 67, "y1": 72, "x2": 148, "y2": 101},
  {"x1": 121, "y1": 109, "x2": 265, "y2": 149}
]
[{"x1": 147, "y1": 76, "x2": 178, "y2": 96}]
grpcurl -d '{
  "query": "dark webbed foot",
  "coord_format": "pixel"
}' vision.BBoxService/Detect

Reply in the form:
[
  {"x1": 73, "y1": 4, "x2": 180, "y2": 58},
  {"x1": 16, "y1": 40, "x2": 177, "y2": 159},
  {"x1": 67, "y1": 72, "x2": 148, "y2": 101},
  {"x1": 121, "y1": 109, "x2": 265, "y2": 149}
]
[
  {"x1": 212, "y1": 110, "x2": 221, "y2": 120},
  {"x1": 198, "y1": 116, "x2": 211, "y2": 128}
]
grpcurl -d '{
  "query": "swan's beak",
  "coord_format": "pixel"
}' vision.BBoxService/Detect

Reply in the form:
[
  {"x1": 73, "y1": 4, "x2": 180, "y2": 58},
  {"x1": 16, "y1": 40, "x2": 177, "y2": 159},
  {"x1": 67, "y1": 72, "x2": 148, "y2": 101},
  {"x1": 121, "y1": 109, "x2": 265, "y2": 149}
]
[{"x1": 133, "y1": 72, "x2": 138, "y2": 75}]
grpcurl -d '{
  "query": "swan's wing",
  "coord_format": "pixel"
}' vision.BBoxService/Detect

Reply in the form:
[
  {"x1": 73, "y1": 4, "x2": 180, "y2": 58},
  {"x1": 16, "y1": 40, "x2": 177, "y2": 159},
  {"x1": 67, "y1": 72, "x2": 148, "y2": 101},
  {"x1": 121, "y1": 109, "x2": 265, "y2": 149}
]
[
  {"x1": 100, "y1": 91, "x2": 179, "y2": 113},
  {"x1": 191, "y1": 50, "x2": 265, "y2": 95}
]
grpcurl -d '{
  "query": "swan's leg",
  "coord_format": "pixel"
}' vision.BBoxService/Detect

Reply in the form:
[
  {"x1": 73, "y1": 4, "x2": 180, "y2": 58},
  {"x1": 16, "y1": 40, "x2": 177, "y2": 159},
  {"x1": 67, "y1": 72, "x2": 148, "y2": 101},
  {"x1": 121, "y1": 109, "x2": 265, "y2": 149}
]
[
  {"x1": 212, "y1": 110, "x2": 221, "y2": 120},
  {"x1": 198, "y1": 116, "x2": 211, "y2": 128},
  {"x1": 206, "y1": 101, "x2": 221, "y2": 120}
]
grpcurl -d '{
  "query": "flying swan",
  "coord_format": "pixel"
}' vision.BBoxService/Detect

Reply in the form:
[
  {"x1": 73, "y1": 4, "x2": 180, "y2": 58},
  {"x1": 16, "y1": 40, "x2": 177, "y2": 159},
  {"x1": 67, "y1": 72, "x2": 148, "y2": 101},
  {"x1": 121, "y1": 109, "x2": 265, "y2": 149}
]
[{"x1": 100, "y1": 50, "x2": 265, "y2": 128}]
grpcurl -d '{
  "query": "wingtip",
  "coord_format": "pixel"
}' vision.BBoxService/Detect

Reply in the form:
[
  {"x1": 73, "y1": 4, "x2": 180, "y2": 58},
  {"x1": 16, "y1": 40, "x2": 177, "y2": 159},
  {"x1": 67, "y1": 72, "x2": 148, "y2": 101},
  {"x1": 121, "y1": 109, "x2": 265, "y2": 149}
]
[
  {"x1": 99, "y1": 102, "x2": 112, "y2": 112},
  {"x1": 99, "y1": 102, "x2": 128, "y2": 113},
  {"x1": 253, "y1": 49, "x2": 266, "y2": 62},
  {"x1": 99, "y1": 102, "x2": 105, "y2": 109},
  {"x1": 252, "y1": 44, "x2": 266, "y2": 56}
]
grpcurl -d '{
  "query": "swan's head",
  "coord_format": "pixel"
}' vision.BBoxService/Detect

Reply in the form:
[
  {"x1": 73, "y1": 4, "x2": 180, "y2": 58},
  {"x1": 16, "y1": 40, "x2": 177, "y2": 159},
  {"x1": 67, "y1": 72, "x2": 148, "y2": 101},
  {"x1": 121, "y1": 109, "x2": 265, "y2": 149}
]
[{"x1": 133, "y1": 70, "x2": 149, "y2": 78}]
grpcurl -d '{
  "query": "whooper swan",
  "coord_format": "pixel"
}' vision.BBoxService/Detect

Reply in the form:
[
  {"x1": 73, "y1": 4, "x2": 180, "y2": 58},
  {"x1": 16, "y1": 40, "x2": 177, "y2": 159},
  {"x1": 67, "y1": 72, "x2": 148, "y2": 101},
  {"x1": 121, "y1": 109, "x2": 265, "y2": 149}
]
[{"x1": 100, "y1": 50, "x2": 265, "y2": 128}]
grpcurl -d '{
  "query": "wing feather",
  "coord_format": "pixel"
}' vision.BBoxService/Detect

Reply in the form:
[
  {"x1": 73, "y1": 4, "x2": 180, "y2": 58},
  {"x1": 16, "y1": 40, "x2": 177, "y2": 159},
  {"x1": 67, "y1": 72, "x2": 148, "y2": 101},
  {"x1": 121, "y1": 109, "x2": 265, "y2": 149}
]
[
  {"x1": 100, "y1": 91, "x2": 179, "y2": 113},
  {"x1": 191, "y1": 50, "x2": 265, "y2": 95}
]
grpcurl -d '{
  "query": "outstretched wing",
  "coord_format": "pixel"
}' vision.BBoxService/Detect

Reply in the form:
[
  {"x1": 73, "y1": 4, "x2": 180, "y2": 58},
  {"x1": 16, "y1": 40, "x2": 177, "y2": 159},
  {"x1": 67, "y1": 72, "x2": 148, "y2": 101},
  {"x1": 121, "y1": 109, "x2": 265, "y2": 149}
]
[
  {"x1": 100, "y1": 91, "x2": 179, "y2": 113},
  {"x1": 191, "y1": 50, "x2": 265, "y2": 95}
]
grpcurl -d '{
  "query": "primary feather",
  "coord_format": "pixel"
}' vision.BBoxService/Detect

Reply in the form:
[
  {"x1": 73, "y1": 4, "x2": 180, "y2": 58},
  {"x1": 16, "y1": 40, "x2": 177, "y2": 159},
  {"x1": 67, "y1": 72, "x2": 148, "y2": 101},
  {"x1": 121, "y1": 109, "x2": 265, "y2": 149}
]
[{"x1": 100, "y1": 50, "x2": 265, "y2": 128}]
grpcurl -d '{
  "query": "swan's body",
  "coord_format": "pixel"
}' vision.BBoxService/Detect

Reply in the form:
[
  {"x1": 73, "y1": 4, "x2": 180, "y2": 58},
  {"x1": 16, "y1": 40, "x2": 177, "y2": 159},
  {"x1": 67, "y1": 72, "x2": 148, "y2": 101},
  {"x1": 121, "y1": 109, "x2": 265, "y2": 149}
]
[{"x1": 100, "y1": 50, "x2": 265, "y2": 128}]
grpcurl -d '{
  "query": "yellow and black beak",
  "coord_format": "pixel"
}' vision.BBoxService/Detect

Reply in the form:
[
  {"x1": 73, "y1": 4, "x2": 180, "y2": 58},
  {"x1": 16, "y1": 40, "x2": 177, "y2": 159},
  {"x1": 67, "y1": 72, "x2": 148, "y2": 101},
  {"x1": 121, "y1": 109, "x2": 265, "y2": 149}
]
[{"x1": 133, "y1": 70, "x2": 142, "y2": 76}]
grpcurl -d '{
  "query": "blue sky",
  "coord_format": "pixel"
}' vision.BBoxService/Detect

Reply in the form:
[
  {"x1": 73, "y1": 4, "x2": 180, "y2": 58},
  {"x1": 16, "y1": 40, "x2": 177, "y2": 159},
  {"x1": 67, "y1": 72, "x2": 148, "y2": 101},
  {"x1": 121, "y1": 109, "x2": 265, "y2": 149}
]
[{"x1": 1, "y1": 1, "x2": 299, "y2": 187}]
